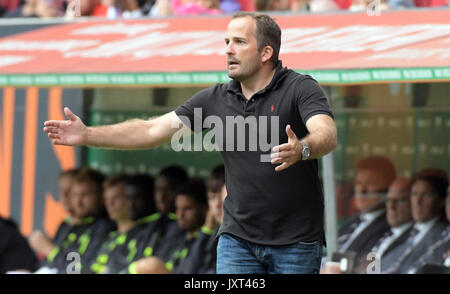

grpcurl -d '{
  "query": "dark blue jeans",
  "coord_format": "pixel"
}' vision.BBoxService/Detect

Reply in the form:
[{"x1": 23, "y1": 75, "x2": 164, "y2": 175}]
[{"x1": 216, "y1": 233, "x2": 322, "y2": 274}]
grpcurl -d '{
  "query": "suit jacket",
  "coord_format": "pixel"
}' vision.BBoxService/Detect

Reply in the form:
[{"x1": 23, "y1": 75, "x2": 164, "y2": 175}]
[
  {"x1": 338, "y1": 209, "x2": 390, "y2": 262},
  {"x1": 380, "y1": 225, "x2": 414, "y2": 257},
  {"x1": 353, "y1": 223, "x2": 413, "y2": 273},
  {"x1": 410, "y1": 223, "x2": 450, "y2": 273},
  {"x1": 390, "y1": 218, "x2": 448, "y2": 274}
]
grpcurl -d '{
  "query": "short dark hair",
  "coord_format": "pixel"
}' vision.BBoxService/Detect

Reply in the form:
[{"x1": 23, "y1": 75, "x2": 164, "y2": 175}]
[
  {"x1": 104, "y1": 174, "x2": 156, "y2": 220},
  {"x1": 232, "y1": 12, "x2": 281, "y2": 68},
  {"x1": 158, "y1": 165, "x2": 189, "y2": 188},
  {"x1": 74, "y1": 167, "x2": 105, "y2": 198},
  {"x1": 59, "y1": 168, "x2": 80, "y2": 180},
  {"x1": 127, "y1": 174, "x2": 156, "y2": 219},
  {"x1": 176, "y1": 178, "x2": 208, "y2": 207},
  {"x1": 413, "y1": 168, "x2": 448, "y2": 200}
]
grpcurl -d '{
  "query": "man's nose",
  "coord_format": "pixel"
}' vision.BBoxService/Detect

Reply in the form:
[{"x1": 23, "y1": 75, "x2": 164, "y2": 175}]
[{"x1": 226, "y1": 42, "x2": 234, "y2": 55}]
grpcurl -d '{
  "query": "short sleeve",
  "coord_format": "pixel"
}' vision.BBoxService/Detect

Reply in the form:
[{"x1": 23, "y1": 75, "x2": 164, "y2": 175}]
[
  {"x1": 296, "y1": 76, "x2": 334, "y2": 125},
  {"x1": 174, "y1": 87, "x2": 214, "y2": 133}
]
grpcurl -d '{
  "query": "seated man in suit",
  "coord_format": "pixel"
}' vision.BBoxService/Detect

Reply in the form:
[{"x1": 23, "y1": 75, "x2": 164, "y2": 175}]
[
  {"x1": 383, "y1": 168, "x2": 448, "y2": 274},
  {"x1": 412, "y1": 183, "x2": 450, "y2": 272},
  {"x1": 354, "y1": 178, "x2": 414, "y2": 273},
  {"x1": 337, "y1": 156, "x2": 395, "y2": 263}
]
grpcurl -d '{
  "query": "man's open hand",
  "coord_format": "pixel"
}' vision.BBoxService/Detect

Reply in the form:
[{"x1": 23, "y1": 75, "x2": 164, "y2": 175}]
[
  {"x1": 271, "y1": 125, "x2": 303, "y2": 172},
  {"x1": 43, "y1": 107, "x2": 87, "y2": 146}
]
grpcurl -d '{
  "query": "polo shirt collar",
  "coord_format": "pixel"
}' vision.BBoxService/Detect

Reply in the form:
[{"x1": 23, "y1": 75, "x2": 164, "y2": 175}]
[{"x1": 227, "y1": 60, "x2": 289, "y2": 96}]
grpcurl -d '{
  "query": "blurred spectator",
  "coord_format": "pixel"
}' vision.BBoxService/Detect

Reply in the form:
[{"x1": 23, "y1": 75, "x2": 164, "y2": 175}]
[
  {"x1": 65, "y1": 0, "x2": 98, "y2": 17},
  {"x1": 4, "y1": 0, "x2": 39, "y2": 17},
  {"x1": 137, "y1": 0, "x2": 157, "y2": 14},
  {"x1": 28, "y1": 168, "x2": 80, "y2": 260},
  {"x1": 220, "y1": 0, "x2": 241, "y2": 13},
  {"x1": 121, "y1": 176, "x2": 181, "y2": 274},
  {"x1": 238, "y1": 0, "x2": 255, "y2": 10},
  {"x1": 172, "y1": 0, "x2": 222, "y2": 15},
  {"x1": 130, "y1": 178, "x2": 208, "y2": 274},
  {"x1": 349, "y1": 0, "x2": 389, "y2": 12},
  {"x1": 290, "y1": 0, "x2": 352, "y2": 12},
  {"x1": 413, "y1": 0, "x2": 447, "y2": 6},
  {"x1": 413, "y1": 183, "x2": 450, "y2": 272},
  {"x1": 120, "y1": 0, "x2": 143, "y2": 17},
  {"x1": 90, "y1": 0, "x2": 122, "y2": 18},
  {"x1": 149, "y1": 0, "x2": 173, "y2": 16},
  {"x1": 255, "y1": 0, "x2": 291, "y2": 10},
  {"x1": 151, "y1": 0, "x2": 222, "y2": 16},
  {"x1": 174, "y1": 165, "x2": 226, "y2": 274},
  {"x1": 87, "y1": 174, "x2": 155, "y2": 274},
  {"x1": 387, "y1": 0, "x2": 415, "y2": 9},
  {"x1": 354, "y1": 178, "x2": 414, "y2": 273},
  {"x1": 36, "y1": 0, "x2": 65, "y2": 17},
  {"x1": 0, "y1": 0, "x2": 22, "y2": 16},
  {"x1": 154, "y1": 165, "x2": 188, "y2": 217},
  {"x1": 337, "y1": 156, "x2": 395, "y2": 263},
  {"x1": 0, "y1": 217, "x2": 38, "y2": 274},
  {"x1": 383, "y1": 168, "x2": 448, "y2": 274},
  {"x1": 37, "y1": 167, "x2": 115, "y2": 274}
]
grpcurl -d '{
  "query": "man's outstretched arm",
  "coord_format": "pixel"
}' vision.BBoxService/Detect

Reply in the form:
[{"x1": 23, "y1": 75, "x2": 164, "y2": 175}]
[{"x1": 43, "y1": 107, "x2": 189, "y2": 150}]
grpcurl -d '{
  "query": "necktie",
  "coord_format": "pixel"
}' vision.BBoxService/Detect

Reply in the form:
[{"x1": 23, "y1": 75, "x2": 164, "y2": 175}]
[
  {"x1": 383, "y1": 227, "x2": 420, "y2": 274},
  {"x1": 372, "y1": 230, "x2": 394, "y2": 253},
  {"x1": 338, "y1": 215, "x2": 363, "y2": 250}
]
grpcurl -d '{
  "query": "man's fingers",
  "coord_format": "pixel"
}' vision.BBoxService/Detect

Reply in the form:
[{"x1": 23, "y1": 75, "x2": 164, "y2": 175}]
[
  {"x1": 286, "y1": 124, "x2": 297, "y2": 139},
  {"x1": 270, "y1": 151, "x2": 292, "y2": 160},
  {"x1": 275, "y1": 162, "x2": 289, "y2": 172},
  {"x1": 44, "y1": 120, "x2": 62, "y2": 127},
  {"x1": 64, "y1": 107, "x2": 77, "y2": 121},
  {"x1": 271, "y1": 157, "x2": 284, "y2": 165},
  {"x1": 272, "y1": 143, "x2": 291, "y2": 153},
  {"x1": 44, "y1": 126, "x2": 59, "y2": 134},
  {"x1": 48, "y1": 133, "x2": 60, "y2": 139}
]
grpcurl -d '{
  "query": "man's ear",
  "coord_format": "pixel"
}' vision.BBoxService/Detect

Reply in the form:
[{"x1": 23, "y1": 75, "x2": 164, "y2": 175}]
[{"x1": 261, "y1": 45, "x2": 274, "y2": 63}]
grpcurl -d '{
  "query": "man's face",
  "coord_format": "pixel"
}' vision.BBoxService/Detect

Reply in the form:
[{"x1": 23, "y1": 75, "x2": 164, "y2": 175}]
[
  {"x1": 411, "y1": 180, "x2": 444, "y2": 223},
  {"x1": 154, "y1": 176, "x2": 175, "y2": 214},
  {"x1": 59, "y1": 175, "x2": 75, "y2": 214},
  {"x1": 386, "y1": 182, "x2": 412, "y2": 227},
  {"x1": 207, "y1": 187, "x2": 224, "y2": 224},
  {"x1": 354, "y1": 169, "x2": 388, "y2": 212},
  {"x1": 225, "y1": 16, "x2": 262, "y2": 82},
  {"x1": 175, "y1": 195, "x2": 205, "y2": 232},
  {"x1": 71, "y1": 181, "x2": 100, "y2": 219},
  {"x1": 104, "y1": 184, "x2": 130, "y2": 222}
]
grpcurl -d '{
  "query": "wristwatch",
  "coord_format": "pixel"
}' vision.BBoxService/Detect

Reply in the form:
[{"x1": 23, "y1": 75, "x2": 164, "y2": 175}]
[{"x1": 300, "y1": 141, "x2": 310, "y2": 160}]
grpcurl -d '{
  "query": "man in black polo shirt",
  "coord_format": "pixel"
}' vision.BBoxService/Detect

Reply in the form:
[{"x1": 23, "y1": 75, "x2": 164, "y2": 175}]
[{"x1": 43, "y1": 12, "x2": 337, "y2": 274}]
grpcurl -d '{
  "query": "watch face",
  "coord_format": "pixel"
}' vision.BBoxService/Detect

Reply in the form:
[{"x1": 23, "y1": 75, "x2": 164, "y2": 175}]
[
  {"x1": 301, "y1": 142, "x2": 310, "y2": 159},
  {"x1": 303, "y1": 148, "x2": 310, "y2": 158}
]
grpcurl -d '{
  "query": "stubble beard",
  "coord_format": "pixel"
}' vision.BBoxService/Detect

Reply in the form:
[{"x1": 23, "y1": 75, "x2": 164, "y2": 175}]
[{"x1": 227, "y1": 54, "x2": 261, "y2": 82}]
